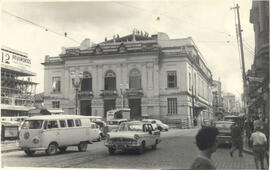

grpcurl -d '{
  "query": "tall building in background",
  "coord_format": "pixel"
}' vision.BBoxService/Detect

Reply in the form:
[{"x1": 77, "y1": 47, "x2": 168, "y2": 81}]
[
  {"x1": 42, "y1": 31, "x2": 214, "y2": 127},
  {"x1": 1, "y1": 46, "x2": 37, "y2": 116},
  {"x1": 223, "y1": 92, "x2": 236, "y2": 114},
  {"x1": 248, "y1": 0, "x2": 269, "y2": 119},
  {"x1": 212, "y1": 80, "x2": 224, "y2": 119}
]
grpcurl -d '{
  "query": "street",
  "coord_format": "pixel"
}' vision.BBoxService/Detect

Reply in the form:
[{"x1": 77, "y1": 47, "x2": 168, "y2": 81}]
[{"x1": 1, "y1": 129, "x2": 258, "y2": 169}]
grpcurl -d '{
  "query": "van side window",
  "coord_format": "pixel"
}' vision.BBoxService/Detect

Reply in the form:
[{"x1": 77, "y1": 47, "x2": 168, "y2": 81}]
[
  {"x1": 75, "y1": 119, "x2": 81, "y2": 126},
  {"x1": 91, "y1": 124, "x2": 95, "y2": 128},
  {"x1": 67, "y1": 119, "x2": 74, "y2": 127},
  {"x1": 59, "y1": 120, "x2": 66, "y2": 128},
  {"x1": 48, "y1": 120, "x2": 58, "y2": 129}
]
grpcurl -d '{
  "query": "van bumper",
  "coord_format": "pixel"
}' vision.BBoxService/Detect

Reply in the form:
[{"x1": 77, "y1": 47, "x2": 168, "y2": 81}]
[{"x1": 20, "y1": 147, "x2": 47, "y2": 151}]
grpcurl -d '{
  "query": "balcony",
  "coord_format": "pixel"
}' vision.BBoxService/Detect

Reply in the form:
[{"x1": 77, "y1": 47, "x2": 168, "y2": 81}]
[
  {"x1": 100, "y1": 90, "x2": 118, "y2": 97},
  {"x1": 126, "y1": 89, "x2": 143, "y2": 97},
  {"x1": 78, "y1": 90, "x2": 93, "y2": 98}
]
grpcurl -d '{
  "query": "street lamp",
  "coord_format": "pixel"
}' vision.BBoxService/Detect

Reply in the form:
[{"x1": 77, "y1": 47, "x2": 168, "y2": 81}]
[
  {"x1": 120, "y1": 83, "x2": 129, "y2": 108},
  {"x1": 71, "y1": 70, "x2": 83, "y2": 115}
]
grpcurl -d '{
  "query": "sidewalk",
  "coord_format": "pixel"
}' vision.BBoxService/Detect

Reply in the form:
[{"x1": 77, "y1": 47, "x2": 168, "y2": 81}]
[
  {"x1": 1, "y1": 140, "x2": 20, "y2": 153},
  {"x1": 243, "y1": 133, "x2": 253, "y2": 155}
]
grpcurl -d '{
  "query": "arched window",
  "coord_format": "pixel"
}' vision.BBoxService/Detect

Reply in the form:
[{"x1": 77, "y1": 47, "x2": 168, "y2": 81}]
[
  {"x1": 129, "y1": 69, "x2": 141, "y2": 89},
  {"x1": 81, "y1": 72, "x2": 92, "y2": 91},
  {"x1": 104, "y1": 71, "x2": 116, "y2": 90}
]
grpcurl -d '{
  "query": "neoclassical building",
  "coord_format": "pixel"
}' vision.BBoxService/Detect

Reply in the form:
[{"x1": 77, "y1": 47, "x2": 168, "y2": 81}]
[{"x1": 42, "y1": 32, "x2": 213, "y2": 126}]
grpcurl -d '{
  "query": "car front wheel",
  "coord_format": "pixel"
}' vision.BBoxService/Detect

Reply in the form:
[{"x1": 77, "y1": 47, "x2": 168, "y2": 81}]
[
  {"x1": 138, "y1": 141, "x2": 145, "y2": 154},
  {"x1": 108, "y1": 147, "x2": 116, "y2": 155}
]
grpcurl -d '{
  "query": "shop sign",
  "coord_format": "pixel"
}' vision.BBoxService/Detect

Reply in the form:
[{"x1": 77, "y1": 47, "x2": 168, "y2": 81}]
[{"x1": 1, "y1": 48, "x2": 31, "y2": 70}]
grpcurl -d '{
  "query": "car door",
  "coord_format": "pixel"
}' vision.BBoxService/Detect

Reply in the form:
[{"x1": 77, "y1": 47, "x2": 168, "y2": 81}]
[{"x1": 147, "y1": 124, "x2": 155, "y2": 145}]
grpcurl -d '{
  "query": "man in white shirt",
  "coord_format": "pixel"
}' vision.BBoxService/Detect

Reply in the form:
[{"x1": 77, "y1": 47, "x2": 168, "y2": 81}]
[{"x1": 250, "y1": 126, "x2": 267, "y2": 169}]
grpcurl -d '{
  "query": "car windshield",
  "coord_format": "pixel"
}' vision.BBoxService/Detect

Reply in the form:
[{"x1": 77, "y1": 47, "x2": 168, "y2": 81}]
[
  {"x1": 21, "y1": 120, "x2": 43, "y2": 129},
  {"x1": 108, "y1": 121, "x2": 119, "y2": 125},
  {"x1": 118, "y1": 124, "x2": 143, "y2": 131}
]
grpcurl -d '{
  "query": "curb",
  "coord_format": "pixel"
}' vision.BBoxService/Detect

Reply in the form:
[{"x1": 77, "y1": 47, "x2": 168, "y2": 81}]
[{"x1": 2, "y1": 148, "x2": 20, "y2": 153}]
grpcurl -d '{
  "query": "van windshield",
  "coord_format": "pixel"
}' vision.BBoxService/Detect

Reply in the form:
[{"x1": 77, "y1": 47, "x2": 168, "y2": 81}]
[{"x1": 22, "y1": 120, "x2": 43, "y2": 129}]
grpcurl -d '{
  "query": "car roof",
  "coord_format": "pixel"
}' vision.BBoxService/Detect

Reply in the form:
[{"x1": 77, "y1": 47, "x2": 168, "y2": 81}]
[
  {"x1": 214, "y1": 121, "x2": 235, "y2": 124},
  {"x1": 108, "y1": 119, "x2": 128, "y2": 122},
  {"x1": 26, "y1": 115, "x2": 91, "y2": 120}
]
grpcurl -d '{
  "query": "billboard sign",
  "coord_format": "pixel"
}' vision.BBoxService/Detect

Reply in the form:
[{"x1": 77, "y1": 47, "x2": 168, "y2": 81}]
[{"x1": 1, "y1": 47, "x2": 31, "y2": 70}]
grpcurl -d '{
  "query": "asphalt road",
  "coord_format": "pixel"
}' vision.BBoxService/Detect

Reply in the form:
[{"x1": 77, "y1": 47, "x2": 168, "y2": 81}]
[{"x1": 1, "y1": 128, "x2": 260, "y2": 169}]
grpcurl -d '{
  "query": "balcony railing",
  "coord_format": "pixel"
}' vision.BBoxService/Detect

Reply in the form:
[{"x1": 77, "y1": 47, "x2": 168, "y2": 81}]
[
  {"x1": 126, "y1": 89, "x2": 143, "y2": 96},
  {"x1": 78, "y1": 90, "x2": 93, "y2": 98},
  {"x1": 100, "y1": 90, "x2": 118, "y2": 97}
]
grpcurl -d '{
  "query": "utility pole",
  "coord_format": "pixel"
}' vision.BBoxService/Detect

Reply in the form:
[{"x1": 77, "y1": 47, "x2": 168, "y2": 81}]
[{"x1": 231, "y1": 4, "x2": 249, "y2": 118}]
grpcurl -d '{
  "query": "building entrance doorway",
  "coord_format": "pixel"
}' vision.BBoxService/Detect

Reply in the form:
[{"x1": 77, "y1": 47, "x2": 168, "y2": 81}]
[
  {"x1": 104, "y1": 99, "x2": 116, "y2": 117},
  {"x1": 128, "y1": 98, "x2": 141, "y2": 120},
  {"x1": 80, "y1": 100, "x2": 91, "y2": 116}
]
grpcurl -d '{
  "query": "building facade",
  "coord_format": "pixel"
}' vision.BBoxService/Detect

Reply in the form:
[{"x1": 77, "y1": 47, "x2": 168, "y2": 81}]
[
  {"x1": 1, "y1": 46, "x2": 37, "y2": 116},
  {"x1": 42, "y1": 31, "x2": 213, "y2": 126},
  {"x1": 212, "y1": 80, "x2": 224, "y2": 119},
  {"x1": 248, "y1": 0, "x2": 269, "y2": 120}
]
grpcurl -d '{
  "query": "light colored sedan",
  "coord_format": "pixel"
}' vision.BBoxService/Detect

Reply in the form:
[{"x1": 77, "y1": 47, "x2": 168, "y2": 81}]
[
  {"x1": 105, "y1": 121, "x2": 161, "y2": 154},
  {"x1": 142, "y1": 119, "x2": 169, "y2": 131}
]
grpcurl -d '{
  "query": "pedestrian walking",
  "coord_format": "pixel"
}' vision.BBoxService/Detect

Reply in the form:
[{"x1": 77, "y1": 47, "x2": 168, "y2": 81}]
[
  {"x1": 190, "y1": 126, "x2": 219, "y2": 170},
  {"x1": 230, "y1": 122, "x2": 243, "y2": 157},
  {"x1": 250, "y1": 126, "x2": 267, "y2": 169},
  {"x1": 261, "y1": 118, "x2": 269, "y2": 166}
]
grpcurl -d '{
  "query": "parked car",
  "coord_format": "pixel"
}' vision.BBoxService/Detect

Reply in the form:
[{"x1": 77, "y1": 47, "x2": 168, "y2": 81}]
[
  {"x1": 201, "y1": 119, "x2": 214, "y2": 128},
  {"x1": 142, "y1": 119, "x2": 169, "y2": 131},
  {"x1": 213, "y1": 120, "x2": 235, "y2": 146},
  {"x1": 93, "y1": 120, "x2": 107, "y2": 139},
  {"x1": 104, "y1": 121, "x2": 161, "y2": 154},
  {"x1": 106, "y1": 119, "x2": 128, "y2": 132}
]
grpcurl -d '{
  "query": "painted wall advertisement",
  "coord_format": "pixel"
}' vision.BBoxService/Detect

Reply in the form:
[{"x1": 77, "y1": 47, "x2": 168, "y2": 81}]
[{"x1": 1, "y1": 48, "x2": 31, "y2": 70}]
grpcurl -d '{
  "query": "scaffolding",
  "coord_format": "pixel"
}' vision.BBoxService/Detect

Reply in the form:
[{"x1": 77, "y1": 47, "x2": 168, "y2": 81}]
[{"x1": 1, "y1": 68, "x2": 37, "y2": 116}]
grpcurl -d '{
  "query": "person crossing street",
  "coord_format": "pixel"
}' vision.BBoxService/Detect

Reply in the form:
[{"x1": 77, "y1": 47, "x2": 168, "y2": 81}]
[{"x1": 230, "y1": 122, "x2": 243, "y2": 157}]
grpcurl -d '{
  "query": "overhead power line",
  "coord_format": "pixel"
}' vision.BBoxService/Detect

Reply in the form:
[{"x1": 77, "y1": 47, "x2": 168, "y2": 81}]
[
  {"x1": 113, "y1": 2, "x2": 233, "y2": 38},
  {"x1": 2, "y1": 10, "x2": 80, "y2": 44}
]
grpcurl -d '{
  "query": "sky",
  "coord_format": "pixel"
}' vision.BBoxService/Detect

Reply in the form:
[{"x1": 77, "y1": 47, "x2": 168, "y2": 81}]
[{"x1": 1, "y1": 0, "x2": 255, "y2": 100}]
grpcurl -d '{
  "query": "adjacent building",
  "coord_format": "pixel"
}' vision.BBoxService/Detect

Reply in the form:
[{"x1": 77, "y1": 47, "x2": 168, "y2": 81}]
[
  {"x1": 42, "y1": 31, "x2": 213, "y2": 127},
  {"x1": 1, "y1": 46, "x2": 37, "y2": 116},
  {"x1": 248, "y1": 0, "x2": 269, "y2": 119}
]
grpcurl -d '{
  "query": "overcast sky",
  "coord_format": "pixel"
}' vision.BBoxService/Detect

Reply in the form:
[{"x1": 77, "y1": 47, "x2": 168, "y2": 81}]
[{"x1": 2, "y1": 0, "x2": 255, "y2": 100}]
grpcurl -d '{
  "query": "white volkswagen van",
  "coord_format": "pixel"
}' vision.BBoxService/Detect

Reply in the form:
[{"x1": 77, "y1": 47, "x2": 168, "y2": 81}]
[{"x1": 19, "y1": 115, "x2": 97, "y2": 156}]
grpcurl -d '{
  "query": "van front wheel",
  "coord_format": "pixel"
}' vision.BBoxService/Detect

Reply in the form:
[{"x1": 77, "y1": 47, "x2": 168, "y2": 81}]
[
  {"x1": 46, "y1": 143, "x2": 58, "y2": 155},
  {"x1": 78, "y1": 142, "x2": 88, "y2": 152}
]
